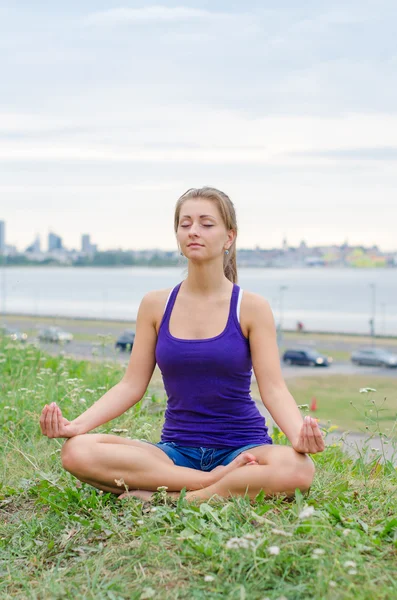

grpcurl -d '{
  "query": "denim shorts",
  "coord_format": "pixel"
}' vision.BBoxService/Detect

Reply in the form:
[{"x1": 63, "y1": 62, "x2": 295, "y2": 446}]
[{"x1": 150, "y1": 441, "x2": 269, "y2": 471}]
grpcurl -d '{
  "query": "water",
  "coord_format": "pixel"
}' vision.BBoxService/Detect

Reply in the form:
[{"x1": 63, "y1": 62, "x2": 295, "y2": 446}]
[{"x1": 2, "y1": 266, "x2": 397, "y2": 335}]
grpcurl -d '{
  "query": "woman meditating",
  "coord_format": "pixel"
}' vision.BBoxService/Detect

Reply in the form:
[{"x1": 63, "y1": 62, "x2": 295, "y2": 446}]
[{"x1": 40, "y1": 187, "x2": 325, "y2": 503}]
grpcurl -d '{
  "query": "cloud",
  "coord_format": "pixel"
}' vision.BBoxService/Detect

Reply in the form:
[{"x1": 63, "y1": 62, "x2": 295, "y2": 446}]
[{"x1": 84, "y1": 5, "x2": 238, "y2": 25}]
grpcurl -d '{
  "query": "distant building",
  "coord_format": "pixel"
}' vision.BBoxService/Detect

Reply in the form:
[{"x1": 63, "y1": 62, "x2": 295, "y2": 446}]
[
  {"x1": 81, "y1": 234, "x2": 91, "y2": 253},
  {"x1": 0, "y1": 220, "x2": 5, "y2": 252},
  {"x1": 81, "y1": 234, "x2": 96, "y2": 255},
  {"x1": 26, "y1": 235, "x2": 41, "y2": 254},
  {"x1": 48, "y1": 232, "x2": 63, "y2": 251}
]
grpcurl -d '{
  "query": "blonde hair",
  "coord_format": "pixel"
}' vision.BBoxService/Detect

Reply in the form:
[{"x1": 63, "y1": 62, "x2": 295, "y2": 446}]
[{"x1": 174, "y1": 186, "x2": 238, "y2": 283}]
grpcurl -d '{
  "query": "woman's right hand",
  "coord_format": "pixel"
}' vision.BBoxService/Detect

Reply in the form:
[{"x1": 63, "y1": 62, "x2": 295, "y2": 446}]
[{"x1": 40, "y1": 402, "x2": 82, "y2": 438}]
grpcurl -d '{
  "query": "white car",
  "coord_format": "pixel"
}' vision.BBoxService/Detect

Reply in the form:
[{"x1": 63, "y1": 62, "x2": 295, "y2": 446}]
[{"x1": 38, "y1": 326, "x2": 73, "y2": 343}]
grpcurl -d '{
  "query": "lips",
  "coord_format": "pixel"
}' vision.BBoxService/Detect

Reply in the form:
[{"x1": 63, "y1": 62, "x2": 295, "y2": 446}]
[{"x1": 188, "y1": 243, "x2": 203, "y2": 247}]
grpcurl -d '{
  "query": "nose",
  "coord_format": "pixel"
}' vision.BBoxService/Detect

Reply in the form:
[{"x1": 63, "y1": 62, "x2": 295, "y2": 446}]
[{"x1": 188, "y1": 223, "x2": 200, "y2": 236}]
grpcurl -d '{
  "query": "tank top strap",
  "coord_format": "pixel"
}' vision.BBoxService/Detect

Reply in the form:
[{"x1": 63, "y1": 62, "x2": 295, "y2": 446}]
[
  {"x1": 228, "y1": 283, "x2": 240, "y2": 325},
  {"x1": 158, "y1": 281, "x2": 183, "y2": 332}
]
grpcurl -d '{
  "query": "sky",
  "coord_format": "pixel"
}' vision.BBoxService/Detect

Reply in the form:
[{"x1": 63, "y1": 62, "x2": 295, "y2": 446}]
[{"x1": 1, "y1": 0, "x2": 397, "y2": 252}]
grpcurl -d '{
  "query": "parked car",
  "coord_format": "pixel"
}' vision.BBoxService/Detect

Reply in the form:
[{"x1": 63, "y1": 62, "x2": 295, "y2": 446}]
[
  {"x1": 38, "y1": 326, "x2": 73, "y2": 343},
  {"x1": 282, "y1": 348, "x2": 332, "y2": 367},
  {"x1": 351, "y1": 347, "x2": 397, "y2": 368},
  {"x1": 0, "y1": 325, "x2": 28, "y2": 342},
  {"x1": 115, "y1": 329, "x2": 135, "y2": 352}
]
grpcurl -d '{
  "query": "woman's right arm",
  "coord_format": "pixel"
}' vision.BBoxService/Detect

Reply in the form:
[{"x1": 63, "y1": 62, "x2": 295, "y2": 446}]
[{"x1": 40, "y1": 292, "x2": 160, "y2": 438}]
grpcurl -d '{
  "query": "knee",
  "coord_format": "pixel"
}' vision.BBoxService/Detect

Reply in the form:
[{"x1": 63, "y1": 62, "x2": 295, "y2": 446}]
[
  {"x1": 61, "y1": 435, "x2": 91, "y2": 475},
  {"x1": 292, "y1": 455, "x2": 315, "y2": 492}
]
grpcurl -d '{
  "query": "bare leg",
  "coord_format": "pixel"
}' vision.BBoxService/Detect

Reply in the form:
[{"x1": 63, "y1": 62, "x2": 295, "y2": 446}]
[
  {"x1": 61, "y1": 434, "x2": 259, "y2": 494},
  {"x1": 184, "y1": 446, "x2": 315, "y2": 502}
]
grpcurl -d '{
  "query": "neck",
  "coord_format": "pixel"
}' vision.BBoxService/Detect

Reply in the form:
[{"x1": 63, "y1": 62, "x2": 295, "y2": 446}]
[{"x1": 183, "y1": 260, "x2": 232, "y2": 296}]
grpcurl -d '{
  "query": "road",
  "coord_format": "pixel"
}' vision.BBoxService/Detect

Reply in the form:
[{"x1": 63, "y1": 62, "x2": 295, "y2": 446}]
[
  {"x1": 35, "y1": 337, "x2": 397, "y2": 379},
  {"x1": 13, "y1": 334, "x2": 396, "y2": 464}
]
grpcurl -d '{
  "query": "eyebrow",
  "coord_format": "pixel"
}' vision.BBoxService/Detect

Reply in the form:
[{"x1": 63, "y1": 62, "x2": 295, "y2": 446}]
[{"x1": 180, "y1": 214, "x2": 216, "y2": 219}]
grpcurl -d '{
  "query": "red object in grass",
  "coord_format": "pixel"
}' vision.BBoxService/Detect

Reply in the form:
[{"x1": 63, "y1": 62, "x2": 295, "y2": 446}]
[{"x1": 310, "y1": 397, "x2": 317, "y2": 411}]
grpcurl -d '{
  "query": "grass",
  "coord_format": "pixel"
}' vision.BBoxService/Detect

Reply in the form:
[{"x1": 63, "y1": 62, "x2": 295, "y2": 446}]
[
  {"x1": 287, "y1": 375, "x2": 397, "y2": 432},
  {"x1": 1, "y1": 338, "x2": 397, "y2": 599}
]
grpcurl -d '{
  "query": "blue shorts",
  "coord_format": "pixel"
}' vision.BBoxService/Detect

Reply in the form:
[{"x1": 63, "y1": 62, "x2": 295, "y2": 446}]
[{"x1": 150, "y1": 441, "x2": 269, "y2": 471}]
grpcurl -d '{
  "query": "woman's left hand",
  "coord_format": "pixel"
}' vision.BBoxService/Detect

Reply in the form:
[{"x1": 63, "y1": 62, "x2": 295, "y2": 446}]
[{"x1": 292, "y1": 416, "x2": 325, "y2": 454}]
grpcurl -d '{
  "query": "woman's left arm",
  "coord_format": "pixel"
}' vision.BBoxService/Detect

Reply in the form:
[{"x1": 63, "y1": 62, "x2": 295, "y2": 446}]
[{"x1": 245, "y1": 293, "x2": 324, "y2": 454}]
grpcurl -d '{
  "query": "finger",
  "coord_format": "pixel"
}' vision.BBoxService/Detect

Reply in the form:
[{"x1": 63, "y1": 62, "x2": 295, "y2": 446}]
[
  {"x1": 311, "y1": 419, "x2": 325, "y2": 452},
  {"x1": 309, "y1": 418, "x2": 323, "y2": 453},
  {"x1": 54, "y1": 406, "x2": 61, "y2": 438},
  {"x1": 39, "y1": 405, "x2": 48, "y2": 435},
  {"x1": 297, "y1": 419, "x2": 309, "y2": 453},
  {"x1": 303, "y1": 417, "x2": 314, "y2": 453},
  {"x1": 51, "y1": 403, "x2": 59, "y2": 438},
  {"x1": 45, "y1": 403, "x2": 55, "y2": 437}
]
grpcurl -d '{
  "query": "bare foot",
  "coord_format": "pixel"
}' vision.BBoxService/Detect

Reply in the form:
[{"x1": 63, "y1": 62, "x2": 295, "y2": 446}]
[
  {"x1": 210, "y1": 452, "x2": 260, "y2": 483},
  {"x1": 118, "y1": 452, "x2": 260, "y2": 501}
]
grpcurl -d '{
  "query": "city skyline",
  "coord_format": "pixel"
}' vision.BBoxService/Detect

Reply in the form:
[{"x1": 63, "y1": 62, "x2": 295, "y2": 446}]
[
  {"x1": 2, "y1": 2, "x2": 397, "y2": 251},
  {"x1": 0, "y1": 218, "x2": 395, "y2": 254}
]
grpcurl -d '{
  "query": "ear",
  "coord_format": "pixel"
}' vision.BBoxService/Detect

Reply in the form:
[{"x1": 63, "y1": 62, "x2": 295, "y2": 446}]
[{"x1": 226, "y1": 229, "x2": 236, "y2": 248}]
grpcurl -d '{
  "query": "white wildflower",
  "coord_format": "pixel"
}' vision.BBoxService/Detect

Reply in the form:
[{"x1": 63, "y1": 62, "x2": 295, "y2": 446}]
[
  {"x1": 140, "y1": 588, "x2": 156, "y2": 600},
  {"x1": 348, "y1": 569, "x2": 357, "y2": 575},
  {"x1": 313, "y1": 548, "x2": 325, "y2": 556},
  {"x1": 79, "y1": 398, "x2": 87, "y2": 403},
  {"x1": 268, "y1": 545, "x2": 280, "y2": 555},
  {"x1": 204, "y1": 575, "x2": 215, "y2": 582},
  {"x1": 114, "y1": 478, "x2": 125, "y2": 487},
  {"x1": 225, "y1": 536, "x2": 256, "y2": 550},
  {"x1": 271, "y1": 528, "x2": 293, "y2": 537},
  {"x1": 343, "y1": 560, "x2": 356, "y2": 569},
  {"x1": 359, "y1": 387, "x2": 377, "y2": 394},
  {"x1": 226, "y1": 537, "x2": 241, "y2": 549},
  {"x1": 329, "y1": 581, "x2": 337, "y2": 588},
  {"x1": 111, "y1": 428, "x2": 129, "y2": 433},
  {"x1": 150, "y1": 507, "x2": 157, "y2": 512},
  {"x1": 298, "y1": 506, "x2": 315, "y2": 519},
  {"x1": 84, "y1": 388, "x2": 95, "y2": 394},
  {"x1": 0, "y1": 358, "x2": 5, "y2": 363},
  {"x1": 343, "y1": 529, "x2": 351, "y2": 536},
  {"x1": 136, "y1": 520, "x2": 144, "y2": 525}
]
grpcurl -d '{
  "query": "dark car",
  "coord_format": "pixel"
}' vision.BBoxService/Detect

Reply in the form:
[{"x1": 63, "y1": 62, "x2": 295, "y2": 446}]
[
  {"x1": 351, "y1": 347, "x2": 397, "y2": 368},
  {"x1": 115, "y1": 329, "x2": 135, "y2": 352},
  {"x1": 282, "y1": 348, "x2": 331, "y2": 367}
]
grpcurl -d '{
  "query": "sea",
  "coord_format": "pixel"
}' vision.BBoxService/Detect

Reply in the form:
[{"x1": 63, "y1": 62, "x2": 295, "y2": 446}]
[{"x1": 2, "y1": 266, "x2": 397, "y2": 335}]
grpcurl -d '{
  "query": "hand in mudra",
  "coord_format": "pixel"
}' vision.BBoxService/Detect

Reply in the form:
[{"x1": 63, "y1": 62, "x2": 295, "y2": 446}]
[
  {"x1": 40, "y1": 402, "x2": 80, "y2": 438},
  {"x1": 293, "y1": 416, "x2": 325, "y2": 454}
]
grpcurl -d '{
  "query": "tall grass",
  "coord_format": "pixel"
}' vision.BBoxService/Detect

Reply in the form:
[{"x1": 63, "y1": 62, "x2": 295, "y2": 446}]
[{"x1": 1, "y1": 338, "x2": 396, "y2": 599}]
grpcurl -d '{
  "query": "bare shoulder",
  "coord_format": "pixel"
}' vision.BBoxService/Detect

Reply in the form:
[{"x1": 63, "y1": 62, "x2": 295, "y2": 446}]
[
  {"x1": 139, "y1": 288, "x2": 173, "y2": 329},
  {"x1": 240, "y1": 291, "x2": 275, "y2": 335}
]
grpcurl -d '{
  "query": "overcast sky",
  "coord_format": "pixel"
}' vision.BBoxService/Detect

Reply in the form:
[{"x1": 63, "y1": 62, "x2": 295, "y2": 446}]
[{"x1": 1, "y1": 1, "x2": 397, "y2": 252}]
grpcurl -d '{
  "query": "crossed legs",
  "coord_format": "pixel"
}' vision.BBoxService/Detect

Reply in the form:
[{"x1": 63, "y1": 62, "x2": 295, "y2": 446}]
[{"x1": 61, "y1": 434, "x2": 315, "y2": 502}]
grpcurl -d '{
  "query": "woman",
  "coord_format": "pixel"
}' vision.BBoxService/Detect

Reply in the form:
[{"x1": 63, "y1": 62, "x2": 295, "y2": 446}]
[{"x1": 40, "y1": 187, "x2": 324, "y2": 503}]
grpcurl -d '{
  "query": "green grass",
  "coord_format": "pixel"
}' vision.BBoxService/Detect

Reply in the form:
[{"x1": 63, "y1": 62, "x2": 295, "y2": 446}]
[
  {"x1": 1, "y1": 339, "x2": 397, "y2": 599},
  {"x1": 287, "y1": 375, "x2": 397, "y2": 433}
]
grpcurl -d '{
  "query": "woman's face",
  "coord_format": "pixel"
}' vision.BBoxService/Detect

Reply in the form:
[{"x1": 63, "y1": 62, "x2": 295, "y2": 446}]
[{"x1": 176, "y1": 198, "x2": 234, "y2": 260}]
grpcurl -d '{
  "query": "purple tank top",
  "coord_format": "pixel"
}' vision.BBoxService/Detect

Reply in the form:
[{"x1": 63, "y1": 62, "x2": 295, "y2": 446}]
[{"x1": 155, "y1": 281, "x2": 272, "y2": 448}]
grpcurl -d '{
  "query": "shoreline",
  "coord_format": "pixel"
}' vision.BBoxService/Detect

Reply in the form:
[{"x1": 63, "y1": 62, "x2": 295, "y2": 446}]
[{"x1": 3, "y1": 311, "x2": 397, "y2": 342}]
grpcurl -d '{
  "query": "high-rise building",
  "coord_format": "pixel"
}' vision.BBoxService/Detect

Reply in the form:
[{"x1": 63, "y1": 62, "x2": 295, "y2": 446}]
[
  {"x1": 0, "y1": 220, "x2": 5, "y2": 252},
  {"x1": 81, "y1": 234, "x2": 97, "y2": 255},
  {"x1": 81, "y1": 234, "x2": 91, "y2": 253},
  {"x1": 48, "y1": 232, "x2": 63, "y2": 251}
]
